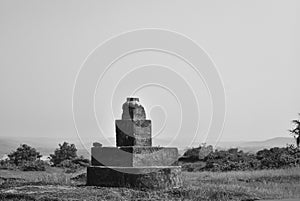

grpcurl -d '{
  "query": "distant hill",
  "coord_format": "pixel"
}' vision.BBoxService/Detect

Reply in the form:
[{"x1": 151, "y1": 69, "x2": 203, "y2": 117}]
[
  {"x1": 216, "y1": 137, "x2": 295, "y2": 153},
  {"x1": 240, "y1": 137, "x2": 294, "y2": 147}
]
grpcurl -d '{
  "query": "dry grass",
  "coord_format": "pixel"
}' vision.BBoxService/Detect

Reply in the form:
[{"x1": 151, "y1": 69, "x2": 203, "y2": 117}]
[
  {"x1": 0, "y1": 168, "x2": 72, "y2": 185},
  {"x1": 0, "y1": 167, "x2": 299, "y2": 201},
  {"x1": 182, "y1": 168, "x2": 300, "y2": 200}
]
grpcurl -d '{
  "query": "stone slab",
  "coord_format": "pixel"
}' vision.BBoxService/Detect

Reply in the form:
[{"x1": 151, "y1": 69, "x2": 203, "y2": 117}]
[
  {"x1": 91, "y1": 146, "x2": 178, "y2": 167},
  {"x1": 86, "y1": 166, "x2": 182, "y2": 189},
  {"x1": 91, "y1": 147, "x2": 132, "y2": 167},
  {"x1": 115, "y1": 120, "x2": 151, "y2": 146}
]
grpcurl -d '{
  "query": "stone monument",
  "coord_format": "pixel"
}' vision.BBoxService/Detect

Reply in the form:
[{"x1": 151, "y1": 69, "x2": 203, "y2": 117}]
[{"x1": 87, "y1": 97, "x2": 182, "y2": 189}]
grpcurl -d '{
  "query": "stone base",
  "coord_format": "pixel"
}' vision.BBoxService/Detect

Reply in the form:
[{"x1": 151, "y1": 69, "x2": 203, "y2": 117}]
[{"x1": 86, "y1": 166, "x2": 182, "y2": 189}]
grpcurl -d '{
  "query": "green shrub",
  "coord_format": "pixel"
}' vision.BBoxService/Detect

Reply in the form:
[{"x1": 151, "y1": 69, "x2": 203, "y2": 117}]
[
  {"x1": 180, "y1": 145, "x2": 213, "y2": 162},
  {"x1": 5, "y1": 144, "x2": 45, "y2": 171},
  {"x1": 8, "y1": 144, "x2": 42, "y2": 166},
  {"x1": 0, "y1": 159, "x2": 16, "y2": 170},
  {"x1": 19, "y1": 160, "x2": 47, "y2": 171},
  {"x1": 50, "y1": 142, "x2": 77, "y2": 166},
  {"x1": 71, "y1": 155, "x2": 90, "y2": 167},
  {"x1": 180, "y1": 144, "x2": 300, "y2": 172},
  {"x1": 56, "y1": 156, "x2": 90, "y2": 173},
  {"x1": 56, "y1": 159, "x2": 80, "y2": 173},
  {"x1": 49, "y1": 142, "x2": 90, "y2": 173},
  {"x1": 58, "y1": 159, "x2": 79, "y2": 169},
  {"x1": 202, "y1": 148, "x2": 258, "y2": 171},
  {"x1": 181, "y1": 162, "x2": 206, "y2": 172},
  {"x1": 256, "y1": 145, "x2": 299, "y2": 169}
]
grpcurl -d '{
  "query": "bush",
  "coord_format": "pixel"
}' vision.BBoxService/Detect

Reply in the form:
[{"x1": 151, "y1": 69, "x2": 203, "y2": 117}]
[
  {"x1": 179, "y1": 144, "x2": 213, "y2": 162},
  {"x1": 256, "y1": 145, "x2": 299, "y2": 169},
  {"x1": 179, "y1": 144, "x2": 300, "y2": 172},
  {"x1": 8, "y1": 144, "x2": 42, "y2": 166},
  {"x1": 181, "y1": 162, "x2": 206, "y2": 172},
  {"x1": 4, "y1": 144, "x2": 45, "y2": 171},
  {"x1": 19, "y1": 160, "x2": 47, "y2": 171},
  {"x1": 50, "y1": 142, "x2": 77, "y2": 166},
  {"x1": 56, "y1": 159, "x2": 80, "y2": 173},
  {"x1": 0, "y1": 159, "x2": 16, "y2": 170},
  {"x1": 56, "y1": 157, "x2": 90, "y2": 173},
  {"x1": 203, "y1": 149, "x2": 259, "y2": 171},
  {"x1": 71, "y1": 155, "x2": 90, "y2": 167},
  {"x1": 49, "y1": 142, "x2": 90, "y2": 173}
]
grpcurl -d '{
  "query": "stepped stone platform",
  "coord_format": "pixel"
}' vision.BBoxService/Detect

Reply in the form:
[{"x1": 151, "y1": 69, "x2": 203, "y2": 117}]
[
  {"x1": 87, "y1": 166, "x2": 182, "y2": 189},
  {"x1": 86, "y1": 97, "x2": 182, "y2": 189},
  {"x1": 91, "y1": 146, "x2": 178, "y2": 167}
]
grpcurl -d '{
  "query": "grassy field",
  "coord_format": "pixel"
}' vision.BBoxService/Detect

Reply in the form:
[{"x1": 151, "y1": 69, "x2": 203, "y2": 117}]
[{"x1": 0, "y1": 167, "x2": 299, "y2": 201}]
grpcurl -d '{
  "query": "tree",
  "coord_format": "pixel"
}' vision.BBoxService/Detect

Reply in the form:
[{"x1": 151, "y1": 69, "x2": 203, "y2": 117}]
[
  {"x1": 50, "y1": 142, "x2": 77, "y2": 166},
  {"x1": 8, "y1": 144, "x2": 42, "y2": 166},
  {"x1": 289, "y1": 114, "x2": 300, "y2": 148}
]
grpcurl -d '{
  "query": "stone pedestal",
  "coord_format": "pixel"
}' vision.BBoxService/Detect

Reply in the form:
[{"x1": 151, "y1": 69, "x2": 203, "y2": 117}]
[
  {"x1": 115, "y1": 120, "x2": 152, "y2": 146},
  {"x1": 86, "y1": 97, "x2": 182, "y2": 189},
  {"x1": 87, "y1": 166, "x2": 182, "y2": 189},
  {"x1": 91, "y1": 146, "x2": 179, "y2": 167}
]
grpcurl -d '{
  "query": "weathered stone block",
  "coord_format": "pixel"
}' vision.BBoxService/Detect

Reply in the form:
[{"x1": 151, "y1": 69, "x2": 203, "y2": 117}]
[
  {"x1": 115, "y1": 120, "x2": 151, "y2": 146},
  {"x1": 86, "y1": 166, "x2": 182, "y2": 189},
  {"x1": 91, "y1": 146, "x2": 178, "y2": 167},
  {"x1": 91, "y1": 147, "x2": 132, "y2": 167},
  {"x1": 122, "y1": 146, "x2": 179, "y2": 167}
]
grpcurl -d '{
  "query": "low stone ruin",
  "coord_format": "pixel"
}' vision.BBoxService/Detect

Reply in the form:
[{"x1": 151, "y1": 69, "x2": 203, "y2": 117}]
[{"x1": 86, "y1": 97, "x2": 182, "y2": 189}]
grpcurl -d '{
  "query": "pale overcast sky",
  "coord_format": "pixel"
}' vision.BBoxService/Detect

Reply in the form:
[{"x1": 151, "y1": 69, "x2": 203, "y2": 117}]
[{"x1": 0, "y1": 1, "x2": 299, "y2": 147}]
